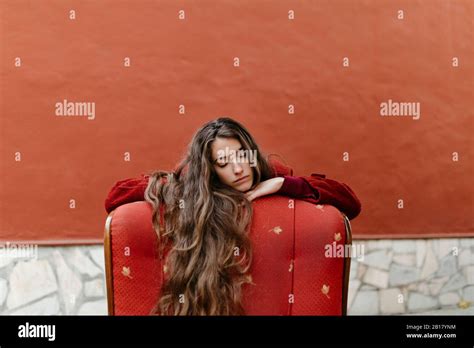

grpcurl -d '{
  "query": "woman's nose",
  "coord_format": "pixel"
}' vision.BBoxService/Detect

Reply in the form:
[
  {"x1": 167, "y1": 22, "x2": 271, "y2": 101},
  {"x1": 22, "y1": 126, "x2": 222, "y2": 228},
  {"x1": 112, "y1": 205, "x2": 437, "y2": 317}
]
[{"x1": 232, "y1": 162, "x2": 243, "y2": 174}]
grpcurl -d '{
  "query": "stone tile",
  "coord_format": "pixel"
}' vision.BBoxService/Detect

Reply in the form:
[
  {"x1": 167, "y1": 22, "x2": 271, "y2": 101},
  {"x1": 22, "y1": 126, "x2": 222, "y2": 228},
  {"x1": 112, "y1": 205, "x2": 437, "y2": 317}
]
[
  {"x1": 66, "y1": 248, "x2": 102, "y2": 278},
  {"x1": 416, "y1": 240, "x2": 427, "y2": 268},
  {"x1": 360, "y1": 284, "x2": 377, "y2": 290},
  {"x1": 9, "y1": 295, "x2": 60, "y2": 315},
  {"x1": 52, "y1": 251, "x2": 82, "y2": 314},
  {"x1": 359, "y1": 250, "x2": 392, "y2": 270},
  {"x1": 428, "y1": 276, "x2": 450, "y2": 296},
  {"x1": 89, "y1": 248, "x2": 105, "y2": 271},
  {"x1": 0, "y1": 256, "x2": 14, "y2": 269},
  {"x1": 463, "y1": 265, "x2": 474, "y2": 285},
  {"x1": 389, "y1": 264, "x2": 420, "y2": 287},
  {"x1": 439, "y1": 292, "x2": 460, "y2": 306},
  {"x1": 357, "y1": 263, "x2": 367, "y2": 279},
  {"x1": 347, "y1": 279, "x2": 361, "y2": 309},
  {"x1": 462, "y1": 285, "x2": 474, "y2": 302},
  {"x1": 436, "y1": 239, "x2": 459, "y2": 259},
  {"x1": 7, "y1": 259, "x2": 58, "y2": 310},
  {"x1": 440, "y1": 274, "x2": 467, "y2": 293},
  {"x1": 407, "y1": 293, "x2": 438, "y2": 312},
  {"x1": 37, "y1": 246, "x2": 57, "y2": 259},
  {"x1": 349, "y1": 291, "x2": 379, "y2": 315},
  {"x1": 363, "y1": 267, "x2": 389, "y2": 289},
  {"x1": 460, "y1": 239, "x2": 474, "y2": 248},
  {"x1": 458, "y1": 249, "x2": 474, "y2": 267},
  {"x1": 365, "y1": 240, "x2": 392, "y2": 251},
  {"x1": 417, "y1": 282, "x2": 431, "y2": 296},
  {"x1": 392, "y1": 241, "x2": 416, "y2": 254},
  {"x1": 84, "y1": 279, "x2": 105, "y2": 298},
  {"x1": 351, "y1": 243, "x2": 366, "y2": 262},
  {"x1": 420, "y1": 245, "x2": 438, "y2": 279},
  {"x1": 380, "y1": 288, "x2": 405, "y2": 314},
  {"x1": 431, "y1": 239, "x2": 439, "y2": 255},
  {"x1": 350, "y1": 259, "x2": 358, "y2": 280},
  {"x1": 0, "y1": 266, "x2": 10, "y2": 281},
  {"x1": 0, "y1": 278, "x2": 7, "y2": 306},
  {"x1": 436, "y1": 255, "x2": 458, "y2": 277},
  {"x1": 78, "y1": 299, "x2": 107, "y2": 315},
  {"x1": 393, "y1": 253, "x2": 416, "y2": 267}
]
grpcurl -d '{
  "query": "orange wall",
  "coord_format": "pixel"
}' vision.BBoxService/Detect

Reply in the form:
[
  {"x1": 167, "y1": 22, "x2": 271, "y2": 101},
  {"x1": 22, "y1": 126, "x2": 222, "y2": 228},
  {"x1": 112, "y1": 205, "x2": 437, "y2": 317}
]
[{"x1": 0, "y1": 0, "x2": 472, "y2": 243}]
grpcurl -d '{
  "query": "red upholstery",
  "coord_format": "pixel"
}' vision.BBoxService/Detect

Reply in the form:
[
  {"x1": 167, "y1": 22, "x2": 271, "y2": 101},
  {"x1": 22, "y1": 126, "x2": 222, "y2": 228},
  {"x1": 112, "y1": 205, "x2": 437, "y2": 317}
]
[{"x1": 104, "y1": 195, "x2": 352, "y2": 315}]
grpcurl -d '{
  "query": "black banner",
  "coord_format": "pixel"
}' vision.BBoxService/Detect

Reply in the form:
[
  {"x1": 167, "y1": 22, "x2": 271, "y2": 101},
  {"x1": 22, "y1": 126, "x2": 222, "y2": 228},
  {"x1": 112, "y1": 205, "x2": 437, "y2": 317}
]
[{"x1": 0, "y1": 315, "x2": 473, "y2": 346}]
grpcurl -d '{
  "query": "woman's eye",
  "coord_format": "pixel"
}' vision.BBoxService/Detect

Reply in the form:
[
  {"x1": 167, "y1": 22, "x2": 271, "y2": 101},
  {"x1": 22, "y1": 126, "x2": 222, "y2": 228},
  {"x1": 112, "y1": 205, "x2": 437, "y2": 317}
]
[
  {"x1": 238, "y1": 150, "x2": 248, "y2": 159},
  {"x1": 216, "y1": 159, "x2": 228, "y2": 167}
]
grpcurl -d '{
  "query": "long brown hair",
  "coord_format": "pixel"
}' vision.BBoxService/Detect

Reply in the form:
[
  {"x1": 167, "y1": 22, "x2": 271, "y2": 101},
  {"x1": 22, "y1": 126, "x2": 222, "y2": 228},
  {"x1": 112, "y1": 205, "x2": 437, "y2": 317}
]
[{"x1": 144, "y1": 117, "x2": 274, "y2": 315}]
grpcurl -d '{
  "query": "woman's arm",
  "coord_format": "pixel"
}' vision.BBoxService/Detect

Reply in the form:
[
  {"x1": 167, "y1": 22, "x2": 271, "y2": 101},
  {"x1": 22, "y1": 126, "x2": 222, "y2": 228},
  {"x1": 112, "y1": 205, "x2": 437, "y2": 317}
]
[
  {"x1": 280, "y1": 174, "x2": 361, "y2": 220},
  {"x1": 105, "y1": 173, "x2": 362, "y2": 220},
  {"x1": 104, "y1": 174, "x2": 149, "y2": 214},
  {"x1": 247, "y1": 174, "x2": 362, "y2": 220}
]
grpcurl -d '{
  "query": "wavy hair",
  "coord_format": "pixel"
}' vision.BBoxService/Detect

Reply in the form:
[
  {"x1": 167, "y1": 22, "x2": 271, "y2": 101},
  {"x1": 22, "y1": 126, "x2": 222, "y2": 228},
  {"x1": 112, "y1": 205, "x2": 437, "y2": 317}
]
[{"x1": 144, "y1": 117, "x2": 274, "y2": 315}]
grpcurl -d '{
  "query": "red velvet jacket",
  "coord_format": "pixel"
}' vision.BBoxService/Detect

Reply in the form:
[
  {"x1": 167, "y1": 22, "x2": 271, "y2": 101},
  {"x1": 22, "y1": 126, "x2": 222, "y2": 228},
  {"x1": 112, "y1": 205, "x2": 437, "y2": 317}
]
[{"x1": 104, "y1": 158, "x2": 361, "y2": 220}]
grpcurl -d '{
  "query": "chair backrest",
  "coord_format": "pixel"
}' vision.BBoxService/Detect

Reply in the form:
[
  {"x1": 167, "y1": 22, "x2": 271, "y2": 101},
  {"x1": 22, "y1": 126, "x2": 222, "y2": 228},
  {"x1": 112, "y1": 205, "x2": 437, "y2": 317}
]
[{"x1": 104, "y1": 195, "x2": 352, "y2": 315}]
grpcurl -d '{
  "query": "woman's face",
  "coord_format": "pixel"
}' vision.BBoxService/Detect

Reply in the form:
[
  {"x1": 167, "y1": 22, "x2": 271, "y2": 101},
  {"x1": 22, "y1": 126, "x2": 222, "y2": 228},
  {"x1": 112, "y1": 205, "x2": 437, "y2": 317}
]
[{"x1": 211, "y1": 137, "x2": 254, "y2": 192}]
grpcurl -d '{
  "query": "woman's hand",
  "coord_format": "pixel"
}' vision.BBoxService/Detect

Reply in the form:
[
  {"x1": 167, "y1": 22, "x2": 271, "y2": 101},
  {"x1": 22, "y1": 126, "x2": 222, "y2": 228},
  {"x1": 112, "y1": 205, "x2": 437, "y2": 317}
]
[{"x1": 245, "y1": 177, "x2": 285, "y2": 202}]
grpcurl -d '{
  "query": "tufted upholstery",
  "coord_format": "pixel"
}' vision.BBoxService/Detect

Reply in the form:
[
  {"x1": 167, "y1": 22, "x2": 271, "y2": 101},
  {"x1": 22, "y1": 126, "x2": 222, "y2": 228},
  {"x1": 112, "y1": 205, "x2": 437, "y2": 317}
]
[{"x1": 104, "y1": 195, "x2": 352, "y2": 315}]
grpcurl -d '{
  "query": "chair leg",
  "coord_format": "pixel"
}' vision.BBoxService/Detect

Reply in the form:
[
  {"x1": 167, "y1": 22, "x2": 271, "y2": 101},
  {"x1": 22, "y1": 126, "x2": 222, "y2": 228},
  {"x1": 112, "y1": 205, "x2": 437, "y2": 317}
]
[
  {"x1": 341, "y1": 214, "x2": 353, "y2": 316},
  {"x1": 104, "y1": 211, "x2": 116, "y2": 316}
]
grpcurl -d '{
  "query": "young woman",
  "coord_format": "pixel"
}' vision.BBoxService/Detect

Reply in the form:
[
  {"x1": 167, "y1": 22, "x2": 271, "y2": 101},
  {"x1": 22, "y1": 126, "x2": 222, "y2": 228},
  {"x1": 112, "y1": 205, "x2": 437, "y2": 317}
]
[{"x1": 104, "y1": 117, "x2": 361, "y2": 315}]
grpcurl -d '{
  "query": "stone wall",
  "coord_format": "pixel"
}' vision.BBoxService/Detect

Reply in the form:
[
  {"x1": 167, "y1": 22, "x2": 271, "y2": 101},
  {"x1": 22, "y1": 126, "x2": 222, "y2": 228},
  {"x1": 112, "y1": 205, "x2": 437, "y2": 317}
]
[
  {"x1": 0, "y1": 239, "x2": 473, "y2": 315},
  {"x1": 349, "y1": 238, "x2": 474, "y2": 315},
  {"x1": 0, "y1": 246, "x2": 106, "y2": 315}
]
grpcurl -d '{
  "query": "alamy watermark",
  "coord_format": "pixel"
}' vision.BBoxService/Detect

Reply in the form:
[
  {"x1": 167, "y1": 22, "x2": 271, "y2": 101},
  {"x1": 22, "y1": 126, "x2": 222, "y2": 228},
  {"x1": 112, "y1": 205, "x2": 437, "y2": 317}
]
[
  {"x1": 324, "y1": 241, "x2": 365, "y2": 261},
  {"x1": 216, "y1": 147, "x2": 258, "y2": 167},
  {"x1": 55, "y1": 99, "x2": 95, "y2": 120},
  {"x1": 18, "y1": 322, "x2": 55, "y2": 341},
  {"x1": 0, "y1": 242, "x2": 38, "y2": 260},
  {"x1": 380, "y1": 99, "x2": 420, "y2": 120}
]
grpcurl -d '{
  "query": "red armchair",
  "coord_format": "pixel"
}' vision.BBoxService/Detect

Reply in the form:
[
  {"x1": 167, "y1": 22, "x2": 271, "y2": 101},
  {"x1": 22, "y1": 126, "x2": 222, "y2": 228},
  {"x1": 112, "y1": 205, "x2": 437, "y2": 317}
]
[{"x1": 104, "y1": 195, "x2": 352, "y2": 315}]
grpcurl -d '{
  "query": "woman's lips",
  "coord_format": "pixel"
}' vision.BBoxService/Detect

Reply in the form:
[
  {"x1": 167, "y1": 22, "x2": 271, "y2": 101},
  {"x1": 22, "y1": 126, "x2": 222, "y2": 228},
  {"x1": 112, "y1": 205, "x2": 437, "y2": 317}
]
[{"x1": 234, "y1": 175, "x2": 249, "y2": 184}]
